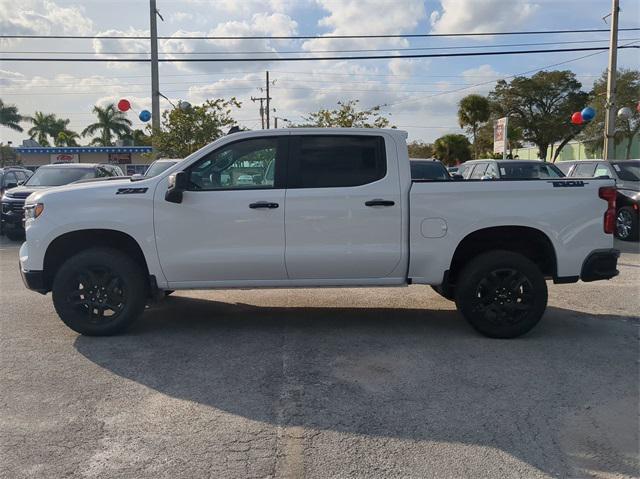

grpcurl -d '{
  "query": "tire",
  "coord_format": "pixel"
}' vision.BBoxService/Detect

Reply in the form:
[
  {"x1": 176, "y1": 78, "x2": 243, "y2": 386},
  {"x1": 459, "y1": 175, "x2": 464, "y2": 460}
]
[
  {"x1": 615, "y1": 206, "x2": 639, "y2": 241},
  {"x1": 431, "y1": 284, "x2": 455, "y2": 301},
  {"x1": 455, "y1": 250, "x2": 548, "y2": 339},
  {"x1": 52, "y1": 247, "x2": 148, "y2": 336},
  {"x1": 5, "y1": 230, "x2": 24, "y2": 241}
]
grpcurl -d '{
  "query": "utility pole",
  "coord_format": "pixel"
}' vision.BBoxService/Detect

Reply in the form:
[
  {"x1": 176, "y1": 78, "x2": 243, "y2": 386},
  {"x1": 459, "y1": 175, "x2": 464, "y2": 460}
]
[
  {"x1": 149, "y1": 0, "x2": 161, "y2": 135},
  {"x1": 251, "y1": 96, "x2": 266, "y2": 129},
  {"x1": 266, "y1": 71, "x2": 271, "y2": 129},
  {"x1": 603, "y1": 0, "x2": 620, "y2": 160},
  {"x1": 274, "y1": 117, "x2": 289, "y2": 128}
]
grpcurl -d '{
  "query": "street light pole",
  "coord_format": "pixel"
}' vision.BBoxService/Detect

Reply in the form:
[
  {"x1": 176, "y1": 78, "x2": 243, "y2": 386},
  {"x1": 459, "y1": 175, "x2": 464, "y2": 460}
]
[
  {"x1": 603, "y1": 0, "x2": 620, "y2": 160},
  {"x1": 150, "y1": 0, "x2": 161, "y2": 135}
]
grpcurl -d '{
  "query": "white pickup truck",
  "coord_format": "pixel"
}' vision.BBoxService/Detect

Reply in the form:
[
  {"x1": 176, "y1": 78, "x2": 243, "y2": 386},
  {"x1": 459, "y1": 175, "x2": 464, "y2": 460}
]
[{"x1": 19, "y1": 128, "x2": 619, "y2": 338}]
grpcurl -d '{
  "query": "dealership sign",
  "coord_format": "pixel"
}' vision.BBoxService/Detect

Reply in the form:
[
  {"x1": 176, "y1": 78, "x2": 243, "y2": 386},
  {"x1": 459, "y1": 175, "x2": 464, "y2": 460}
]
[{"x1": 50, "y1": 153, "x2": 79, "y2": 163}]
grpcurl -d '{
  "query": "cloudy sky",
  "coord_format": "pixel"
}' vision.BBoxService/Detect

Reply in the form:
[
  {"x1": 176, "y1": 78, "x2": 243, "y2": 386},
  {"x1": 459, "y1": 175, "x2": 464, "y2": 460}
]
[{"x1": 1, "y1": 0, "x2": 639, "y2": 146}]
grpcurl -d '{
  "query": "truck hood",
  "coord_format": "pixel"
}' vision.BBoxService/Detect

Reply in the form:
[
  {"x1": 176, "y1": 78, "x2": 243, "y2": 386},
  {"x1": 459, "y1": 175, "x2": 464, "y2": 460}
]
[
  {"x1": 3, "y1": 185, "x2": 52, "y2": 200},
  {"x1": 25, "y1": 177, "x2": 149, "y2": 204}
]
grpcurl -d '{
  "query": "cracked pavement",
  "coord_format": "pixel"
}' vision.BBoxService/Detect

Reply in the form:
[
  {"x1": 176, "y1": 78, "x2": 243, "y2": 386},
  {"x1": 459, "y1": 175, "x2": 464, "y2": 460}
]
[{"x1": 1, "y1": 237, "x2": 638, "y2": 478}]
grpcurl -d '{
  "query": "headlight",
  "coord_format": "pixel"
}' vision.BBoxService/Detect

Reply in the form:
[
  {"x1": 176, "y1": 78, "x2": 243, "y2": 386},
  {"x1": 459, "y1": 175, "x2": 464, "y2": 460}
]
[{"x1": 24, "y1": 203, "x2": 44, "y2": 220}]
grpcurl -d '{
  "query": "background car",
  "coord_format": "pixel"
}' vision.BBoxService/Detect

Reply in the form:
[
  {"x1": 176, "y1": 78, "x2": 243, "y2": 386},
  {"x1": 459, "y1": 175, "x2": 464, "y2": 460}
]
[
  {"x1": 410, "y1": 158, "x2": 452, "y2": 181},
  {"x1": 1, "y1": 163, "x2": 123, "y2": 241},
  {"x1": 559, "y1": 159, "x2": 639, "y2": 241},
  {"x1": 0, "y1": 167, "x2": 32, "y2": 197},
  {"x1": 458, "y1": 159, "x2": 565, "y2": 180},
  {"x1": 143, "y1": 158, "x2": 180, "y2": 178}
]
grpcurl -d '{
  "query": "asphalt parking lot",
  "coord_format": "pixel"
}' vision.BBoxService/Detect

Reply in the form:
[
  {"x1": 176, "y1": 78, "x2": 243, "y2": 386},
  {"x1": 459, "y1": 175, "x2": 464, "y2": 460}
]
[{"x1": 1, "y1": 236, "x2": 638, "y2": 479}]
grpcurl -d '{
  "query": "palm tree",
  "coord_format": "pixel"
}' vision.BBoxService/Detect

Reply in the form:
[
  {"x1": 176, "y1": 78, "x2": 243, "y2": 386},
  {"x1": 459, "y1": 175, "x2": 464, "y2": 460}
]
[
  {"x1": 51, "y1": 118, "x2": 80, "y2": 146},
  {"x1": 0, "y1": 99, "x2": 24, "y2": 132},
  {"x1": 27, "y1": 111, "x2": 57, "y2": 146},
  {"x1": 458, "y1": 94, "x2": 491, "y2": 159},
  {"x1": 82, "y1": 103, "x2": 132, "y2": 146}
]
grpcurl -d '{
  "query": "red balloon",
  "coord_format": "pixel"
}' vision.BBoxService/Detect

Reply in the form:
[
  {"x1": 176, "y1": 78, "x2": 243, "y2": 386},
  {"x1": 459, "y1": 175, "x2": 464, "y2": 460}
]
[
  {"x1": 117, "y1": 99, "x2": 131, "y2": 112},
  {"x1": 571, "y1": 111, "x2": 583, "y2": 125}
]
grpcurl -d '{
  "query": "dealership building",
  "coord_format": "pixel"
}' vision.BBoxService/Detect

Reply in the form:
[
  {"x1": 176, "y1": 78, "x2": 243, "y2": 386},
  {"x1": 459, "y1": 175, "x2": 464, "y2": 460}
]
[{"x1": 14, "y1": 145, "x2": 155, "y2": 176}]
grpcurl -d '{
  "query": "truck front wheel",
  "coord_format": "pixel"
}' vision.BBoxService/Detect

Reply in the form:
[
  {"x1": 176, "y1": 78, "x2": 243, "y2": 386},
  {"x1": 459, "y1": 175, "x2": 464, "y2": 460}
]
[
  {"x1": 455, "y1": 250, "x2": 547, "y2": 338},
  {"x1": 52, "y1": 247, "x2": 148, "y2": 336}
]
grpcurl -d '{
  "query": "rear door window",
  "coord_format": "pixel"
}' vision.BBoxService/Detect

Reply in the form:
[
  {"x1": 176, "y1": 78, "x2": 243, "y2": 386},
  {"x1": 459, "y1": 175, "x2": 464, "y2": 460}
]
[
  {"x1": 572, "y1": 162, "x2": 596, "y2": 177},
  {"x1": 594, "y1": 163, "x2": 613, "y2": 178},
  {"x1": 469, "y1": 163, "x2": 488, "y2": 179},
  {"x1": 289, "y1": 135, "x2": 386, "y2": 188}
]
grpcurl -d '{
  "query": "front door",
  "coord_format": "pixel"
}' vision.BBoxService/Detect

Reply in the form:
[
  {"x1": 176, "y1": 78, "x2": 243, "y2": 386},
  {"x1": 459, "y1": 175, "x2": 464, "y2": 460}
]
[
  {"x1": 154, "y1": 136, "x2": 288, "y2": 284},
  {"x1": 284, "y1": 133, "x2": 403, "y2": 280}
]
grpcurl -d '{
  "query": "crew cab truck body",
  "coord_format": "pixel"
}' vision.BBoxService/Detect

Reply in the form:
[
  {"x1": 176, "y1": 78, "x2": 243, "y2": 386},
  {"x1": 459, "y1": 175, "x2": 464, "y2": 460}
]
[{"x1": 19, "y1": 128, "x2": 619, "y2": 338}]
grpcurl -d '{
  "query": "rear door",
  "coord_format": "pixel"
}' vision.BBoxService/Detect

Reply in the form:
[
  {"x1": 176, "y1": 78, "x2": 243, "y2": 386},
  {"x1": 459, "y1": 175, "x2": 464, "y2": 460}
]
[{"x1": 284, "y1": 133, "x2": 402, "y2": 280}]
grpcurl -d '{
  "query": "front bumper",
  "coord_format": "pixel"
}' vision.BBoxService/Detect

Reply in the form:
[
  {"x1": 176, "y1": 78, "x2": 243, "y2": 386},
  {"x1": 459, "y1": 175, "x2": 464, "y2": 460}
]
[
  {"x1": 1, "y1": 199, "x2": 26, "y2": 231},
  {"x1": 19, "y1": 265, "x2": 47, "y2": 294},
  {"x1": 581, "y1": 249, "x2": 620, "y2": 282}
]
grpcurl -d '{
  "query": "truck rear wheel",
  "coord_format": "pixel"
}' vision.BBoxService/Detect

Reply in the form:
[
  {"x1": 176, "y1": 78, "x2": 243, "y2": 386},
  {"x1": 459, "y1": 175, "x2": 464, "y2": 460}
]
[
  {"x1": 52, "y1": 247, "x2": 148, "y2": 336},
  {"x1": 455, "y1": 250, "x2": 547, "y2": 338}
]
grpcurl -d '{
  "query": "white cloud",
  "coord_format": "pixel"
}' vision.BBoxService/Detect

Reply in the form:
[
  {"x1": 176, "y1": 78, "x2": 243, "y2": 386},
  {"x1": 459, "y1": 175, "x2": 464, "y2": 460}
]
[
  {"x1": 430, "y1": 0, "x2": 538, "y2": 34},
  {"x1": 0, "y1": 0, "x2": 93, "y2": 36},
  {"x1": 303, "y1": 0, "x2": 426, "y2": 51}
]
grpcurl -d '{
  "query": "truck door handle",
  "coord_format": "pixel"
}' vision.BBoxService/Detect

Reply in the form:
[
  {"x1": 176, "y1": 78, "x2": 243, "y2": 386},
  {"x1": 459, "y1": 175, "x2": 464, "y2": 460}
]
[
  {"x1": 365, "y1": 199, "x2": 395, "y2": 207},
  {"x1": 249, "y1": 201, "x2": 279, "y2": 209}
]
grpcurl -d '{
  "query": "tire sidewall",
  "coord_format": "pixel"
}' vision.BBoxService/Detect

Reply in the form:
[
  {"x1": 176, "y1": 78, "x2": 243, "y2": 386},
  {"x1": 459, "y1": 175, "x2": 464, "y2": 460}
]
[
  {"x1": 52, "y1": 248, "x2": 147, "y2": 336},
  {"x1": 455, "y1": 251, "x2": 548, "y2": 339}
]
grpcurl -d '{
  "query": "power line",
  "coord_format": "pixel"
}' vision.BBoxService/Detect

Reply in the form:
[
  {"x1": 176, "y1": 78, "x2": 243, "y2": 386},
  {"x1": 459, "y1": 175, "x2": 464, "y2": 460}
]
[
  {"x1": 2, "y1": 27, "x2": 639, "y2": 40},
  {"x1": 5, "y1": 37, "x2": 638, "y2": 55},
  {"x1": 2, "y1": 45, "x2": 638, "y2": 62},
  {"x1": 384, "y1": 39, "x2": 640, "y2": 108}
]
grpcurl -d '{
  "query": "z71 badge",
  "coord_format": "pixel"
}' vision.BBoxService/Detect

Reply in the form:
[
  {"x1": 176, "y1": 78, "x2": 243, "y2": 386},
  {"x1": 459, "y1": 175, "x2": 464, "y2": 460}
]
[{"x1": 116, "y1": 187, "x2": 148, "y2": 195}]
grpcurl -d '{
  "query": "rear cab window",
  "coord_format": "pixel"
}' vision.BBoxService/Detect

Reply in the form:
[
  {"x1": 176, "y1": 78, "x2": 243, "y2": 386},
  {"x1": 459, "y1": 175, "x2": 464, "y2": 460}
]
[{"x1": 288, "y1": 135, "x2": 386, "y2": 188}]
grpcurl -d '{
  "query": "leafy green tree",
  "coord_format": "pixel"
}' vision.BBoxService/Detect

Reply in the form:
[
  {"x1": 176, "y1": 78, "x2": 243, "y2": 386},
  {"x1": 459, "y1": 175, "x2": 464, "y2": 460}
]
[
  {"x1": 407, "y1": 140, "x2": 434, "y2": 158},
  {"x1": 580, "y1": 68, "x2": 640, "y2": 159},
  {"x1": 82, "y1": 103, "x2": 132, "y2": 146},
  {"x1": 490, "y1": 70, "x2": 588, "y2": 160},
  {"x1": 302, "y1": 100, "x2": 393, "y2": 128},
  {"x1": 433, "y1": 134, "x2": 472, "y2": 166},
  {"x1": 152, "y1": 98, "x2": 240, "y2": 157},
  {"x1": 0, "y1": 99, "x2": 24, "y2": 133},
  {"x1": 127, "y1": 129, "x2": 152, "y2": 146},
  {"x1": 458, "y1": 94, "x2": 491, "y2": 159},
  {"x1": 51, "y1": 118, "x2": 80, "y2": 146},
  {"x1": 27, "y1": 112, "x2": 58, "y2": 146}
]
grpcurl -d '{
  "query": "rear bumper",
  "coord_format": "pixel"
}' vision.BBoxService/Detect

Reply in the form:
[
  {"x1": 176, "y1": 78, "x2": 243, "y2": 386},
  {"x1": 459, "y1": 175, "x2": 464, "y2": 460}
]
[
  {"x1": 19, "y1": 265, "x2": 47, "y2": 294},
  {"x1": 581, "y1": 249, "x2": 620, "y2": 282}
]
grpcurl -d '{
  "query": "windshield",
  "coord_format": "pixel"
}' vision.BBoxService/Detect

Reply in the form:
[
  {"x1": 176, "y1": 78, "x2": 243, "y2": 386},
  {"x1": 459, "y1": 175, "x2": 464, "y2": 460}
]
[
  {"x1": 145, "y1": 161, "x2": 178, "y2": 177},
  {"x1": 611, "y1": 161, "x2": 640, "y2": 182},
  {"x1": 410, "y1": 161, "x2": 450, "y2": 180},
  {"x1": 499, "y1": 163, "x2": 564, "y2": 179},
  {"x1": 25, "y1": 167, "x2": 95, "y2": 186}
]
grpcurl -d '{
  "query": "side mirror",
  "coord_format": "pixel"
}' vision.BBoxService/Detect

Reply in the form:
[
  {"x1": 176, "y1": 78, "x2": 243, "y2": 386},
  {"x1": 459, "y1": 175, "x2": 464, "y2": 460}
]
[
  {"x1": 480, "y1": 174, "x2": 495, "y2": 181},
  {"x1": 17, "y1": 180, "x2": 24, "y2": 186},
  {"x1": 165, "y1": 171, "x2": 188, "y2": 204},
  {"x1": 130, "y1": 174, "x2": 144, "y2": 181},
  {"x1": 451, "y1": 173, "x2": 464, "y2": 181}
]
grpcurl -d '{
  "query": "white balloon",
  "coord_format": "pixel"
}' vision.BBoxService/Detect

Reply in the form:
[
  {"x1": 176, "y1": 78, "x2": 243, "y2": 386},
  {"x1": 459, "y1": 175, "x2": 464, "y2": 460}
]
[{"x1": 617, "y1": 106, "x2": 633, "y2": 119}]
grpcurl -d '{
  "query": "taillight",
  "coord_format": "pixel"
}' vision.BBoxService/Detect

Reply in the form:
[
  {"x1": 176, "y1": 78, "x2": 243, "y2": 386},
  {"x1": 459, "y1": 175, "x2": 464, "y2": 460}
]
[{"x1": 598, "y1": 187, "x2": 617, "y2": 234}]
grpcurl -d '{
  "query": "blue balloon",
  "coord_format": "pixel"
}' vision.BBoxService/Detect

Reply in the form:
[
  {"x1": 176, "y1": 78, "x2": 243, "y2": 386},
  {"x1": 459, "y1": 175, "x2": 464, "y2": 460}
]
[
  {"x1": 139, "y1": 110, "x2": 151, "y2": 122},
  {"x1": 581, "y1": 107, "x2": 595, "y2": 122}
]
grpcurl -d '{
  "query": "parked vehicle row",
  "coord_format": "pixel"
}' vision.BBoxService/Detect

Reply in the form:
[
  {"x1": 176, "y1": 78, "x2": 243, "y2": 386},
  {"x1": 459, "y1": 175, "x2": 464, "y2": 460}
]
[
  {"x1": 19, "y1": 128, "x2": 619, "y2": 339},
  {"x1": 1, "y1": 163, "x2": 124, "y2": 241}
]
